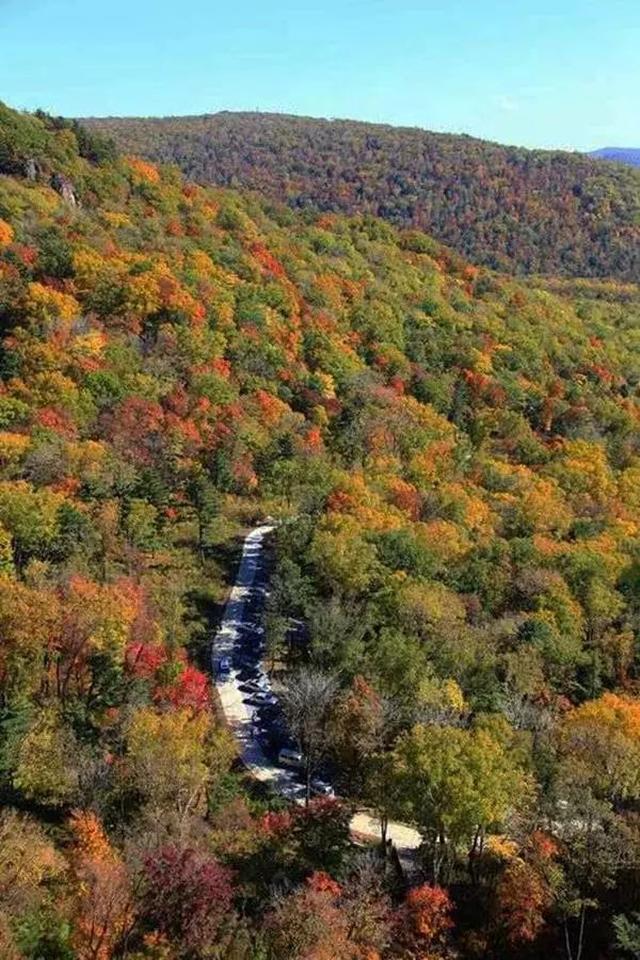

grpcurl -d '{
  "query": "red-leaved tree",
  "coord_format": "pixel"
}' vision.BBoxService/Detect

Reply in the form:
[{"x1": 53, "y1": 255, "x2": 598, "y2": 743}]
[
  {"x1": 394, "y1": 883, "x2": 453, "y2": 956},
  {"x1": 142, "y1": 844, "x2": 234, "y2": 953}
]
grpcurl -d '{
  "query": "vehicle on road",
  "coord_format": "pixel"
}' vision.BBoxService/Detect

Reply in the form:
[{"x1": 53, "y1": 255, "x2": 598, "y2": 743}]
[
  {"x1": 256, "y1": 706, "x2": 284, "y2": 729},
  {"x1": 239, "y1": 677, "x2": 270, "y2": 694},
  {"x1": 257, "y1": 710, "x2": 287, "y2": 740},
  {"x1": 236, "y1": 662, "x2": 259, "y2": 675},
  {"x1": 246, "y1": 691, "x2": 278, "y2": 707},
  {"x1": 282, "y1": 781, "x2": 306, "y2": 802},
  {"x1": 257, "y1": 729, "x2": 282, "y2": 758},
  {"x1": 278, "y1": 747, "x2": 304, "y2": 769},
  {"x1": 310, "y1": 778, "x2": 335, "y2": 798}
]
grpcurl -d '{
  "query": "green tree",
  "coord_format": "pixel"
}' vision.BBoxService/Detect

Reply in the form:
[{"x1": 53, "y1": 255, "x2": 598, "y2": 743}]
[
  {"x1": 124, "y1": 498, "x2": 158, "y2": 551},
  {"x1": 125, "y1": 707, "x2": 235, "y2": 832},
  {"x1": 184, "y1": 467, "x2": 218, "y2": 562},
  {"x1": 395, "y1": 721, "x2": 531, "y2": 881},
  {"x1": 12, "y1": 708, "x2": 80, "y2": 807}
]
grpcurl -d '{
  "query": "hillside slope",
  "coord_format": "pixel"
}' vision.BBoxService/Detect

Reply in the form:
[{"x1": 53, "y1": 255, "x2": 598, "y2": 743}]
[
  {"x1": 82, "y1": 110, "x2": 640, "y2": 280},
  {"x1": 2, "y1": 102, "x2": 640, "y2": 957}
]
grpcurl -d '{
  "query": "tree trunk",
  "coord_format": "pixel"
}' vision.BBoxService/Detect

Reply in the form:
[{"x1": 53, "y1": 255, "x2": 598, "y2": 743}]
[
  {"x1": 380, "y1": 813, "x2": 388, "y2": 847},
  {"x1": 432, "y1": 829, "x2": 446, "y2": 884},
  {"x1": 577, "y1": 904, "x2": 586, "y2": 960},
  {"x1": 564, "y1": 919, "x2": 573, "y2": 960},
  {"x1": 468, "y1": 824, "x2": 483, "y2": 884},
  {"x1": 563, "y1": 906, "x2": 587, "y2": 960},
  {"x1": 305, "y1": 757, "x2": 311, "y2": 807}
]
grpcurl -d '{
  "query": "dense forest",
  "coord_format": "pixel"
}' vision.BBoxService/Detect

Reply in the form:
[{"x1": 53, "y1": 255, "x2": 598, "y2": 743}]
[
  {"x1": 83, "y1": 111, "x2": 640, "y2": 281},
  {"x1": 1, "y1": 100, "x2": 640, "y2": 959}
]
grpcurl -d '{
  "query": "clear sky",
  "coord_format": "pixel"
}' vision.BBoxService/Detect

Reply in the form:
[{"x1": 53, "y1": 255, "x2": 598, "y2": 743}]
[{"x1": 2, "y1": 0, "x2": 638, "y2": 151}]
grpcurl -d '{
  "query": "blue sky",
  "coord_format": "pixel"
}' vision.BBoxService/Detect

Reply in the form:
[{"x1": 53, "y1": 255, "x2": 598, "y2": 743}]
[{"x1": 2, "y1": 0, "x2": 638, "y2": 151}]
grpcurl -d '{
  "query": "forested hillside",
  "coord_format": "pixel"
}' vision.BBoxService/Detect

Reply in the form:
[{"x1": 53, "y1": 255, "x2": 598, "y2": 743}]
[
  {"x1": 83, "y1": 110, "x2": 640, "y2": 280},
  {"x1": 2, "y1": 101, "x2": 640, "y2": 958}
]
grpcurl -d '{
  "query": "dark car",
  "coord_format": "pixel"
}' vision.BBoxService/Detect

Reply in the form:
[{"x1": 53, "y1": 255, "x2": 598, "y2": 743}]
[
  {"x1": 245, "y1": 691, "x2": 278, "y2": 707},
  {"x1": 256, "y1": 703, "x2": 283, "y2": 725},
  {"x1": 236, "y1": 665, "x2": 262, "y2": 682}
]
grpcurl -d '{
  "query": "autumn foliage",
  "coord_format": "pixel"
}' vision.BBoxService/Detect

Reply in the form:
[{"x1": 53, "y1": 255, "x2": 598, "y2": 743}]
[
  {"x1": 68, "y1": 811, "x2": 134, "y2": 960},
  {"x1": 141, "y1": 845, "x2": 234, "y2": 952},
  {"x1": 395, "y1": 884, "x2": 454, "y2": 955},
  {"x1": 0, "y1": 100, "x2": 639, "y2": 960},
  {"x1": 85, "y1": 111, "x2": 640, "y2": 280}
]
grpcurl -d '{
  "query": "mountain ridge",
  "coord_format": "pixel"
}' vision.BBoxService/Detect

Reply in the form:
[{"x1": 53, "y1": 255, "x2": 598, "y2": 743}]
[
  {"x1": 82, "y1": 109, "x2": 568, "y2": 152},
  {"x1": 82, "y1": 109, "x2": 640, "y2": 281},
  {"x1": 590, "y1": 146, "x2": 640, "y2": 167}
]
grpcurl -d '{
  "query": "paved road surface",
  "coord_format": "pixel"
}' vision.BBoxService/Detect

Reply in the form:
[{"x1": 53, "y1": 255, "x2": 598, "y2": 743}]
[{"x1": 212, "y1": 524, "x2": 422, "y2": 861}]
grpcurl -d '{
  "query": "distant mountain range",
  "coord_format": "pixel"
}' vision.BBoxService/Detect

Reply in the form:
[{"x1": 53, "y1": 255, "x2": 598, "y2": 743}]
[
  {"x1": 81, "y1": 112, "x2": 640, "y2": 280},
  {"x1": 590, "y1": 147, "x2": 640, "y2": 167}
]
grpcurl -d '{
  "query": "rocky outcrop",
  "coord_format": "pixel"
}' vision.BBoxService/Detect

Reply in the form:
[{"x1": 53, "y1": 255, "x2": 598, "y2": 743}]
[
  {"x1": 24, "y1": 158, "x2": 39, "y2": 181},
  {"x1": 50, "y1": 172, "x2": 77, "y2": 206}
]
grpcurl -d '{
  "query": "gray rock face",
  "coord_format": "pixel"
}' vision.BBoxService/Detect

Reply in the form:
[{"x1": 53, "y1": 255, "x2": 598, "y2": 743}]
[
  {"x1": 25, "y1": 158, "x2": 39, "y2": 181},
  {"x1": 50, "y1": 172, "x2": 77, "y2": 206}
]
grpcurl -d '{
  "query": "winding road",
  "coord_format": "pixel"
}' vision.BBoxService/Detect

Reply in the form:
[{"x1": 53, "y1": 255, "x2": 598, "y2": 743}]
[{"x1": 212, "y1": 524, "x2": 422, "y2": 861}]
